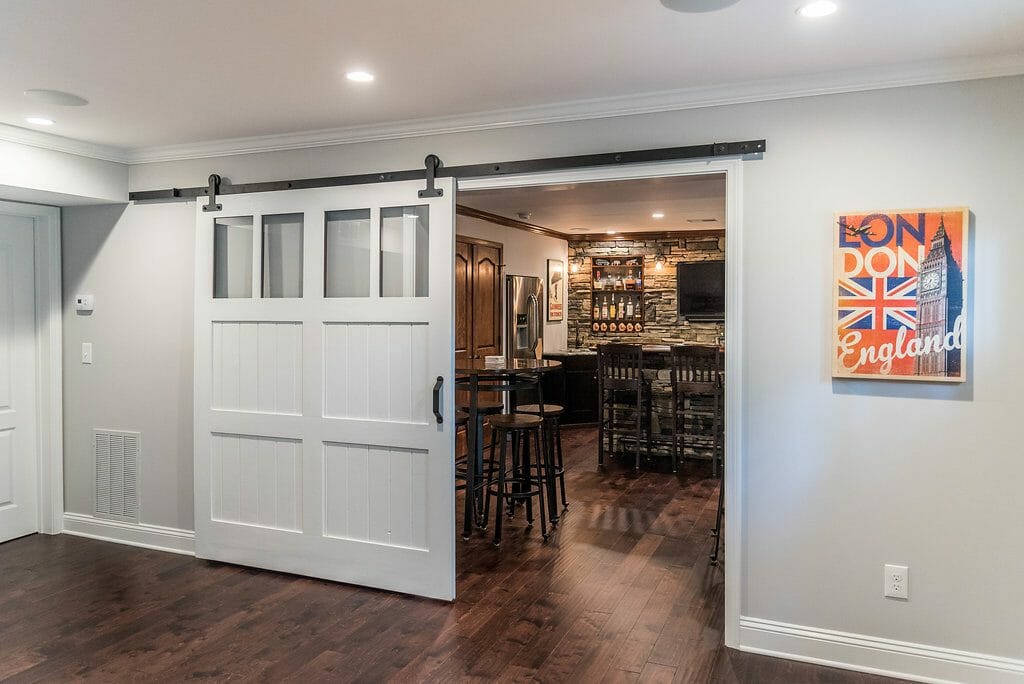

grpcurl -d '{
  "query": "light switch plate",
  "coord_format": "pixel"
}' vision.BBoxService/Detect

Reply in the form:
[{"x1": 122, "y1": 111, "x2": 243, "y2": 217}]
[
  {"x1": 81, "y1": 342, "x2": 93, "y2": 365},
  {"x1": 74, "y1": 294, "x2": 95, "y2": 313}
]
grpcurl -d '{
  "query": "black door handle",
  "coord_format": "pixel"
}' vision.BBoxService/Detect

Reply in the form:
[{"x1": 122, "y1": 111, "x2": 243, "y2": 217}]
[{"x1": 432, "y1": 376, "x2": 444, "y2": 424}]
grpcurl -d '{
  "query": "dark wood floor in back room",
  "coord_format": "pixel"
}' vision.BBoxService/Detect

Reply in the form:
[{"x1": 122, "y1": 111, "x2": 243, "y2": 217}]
[{"x1": 0, "y1": 427, "x2": 903, "y2": 683}]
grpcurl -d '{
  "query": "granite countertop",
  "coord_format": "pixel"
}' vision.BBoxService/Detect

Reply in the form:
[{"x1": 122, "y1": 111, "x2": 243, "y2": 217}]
[{"x1": 547, "y1": 343, "x2": 676, "y2": 356}]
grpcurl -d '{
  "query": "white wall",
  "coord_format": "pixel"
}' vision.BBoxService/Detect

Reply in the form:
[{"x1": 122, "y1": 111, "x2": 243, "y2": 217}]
[
  {"x1": 0, "y1": 139, "x2": 126, "y2": 205},
  {"x1": 60, "y1": 75, "x2": 1024, "y2": 675},
  {"x1": 457, "y1": 215, "x2": 569, "y2": 352},
  {"x1": 62, "y1": 202, "x2": 195, "y2": 530}
]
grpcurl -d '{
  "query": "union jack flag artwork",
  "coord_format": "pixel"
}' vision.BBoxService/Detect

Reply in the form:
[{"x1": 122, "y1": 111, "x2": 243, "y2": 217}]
[
  {"x1": 837, "y1": 276, "x2": 917, "y2": 331},
  {"x1": 833, "y1": 208, "x2": 969, "y2": 381}
]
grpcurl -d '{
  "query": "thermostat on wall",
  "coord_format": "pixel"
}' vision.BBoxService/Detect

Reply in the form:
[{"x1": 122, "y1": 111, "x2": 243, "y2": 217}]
[{"x1": 74, "y1": 294, "x2": 94, "y2": 313}]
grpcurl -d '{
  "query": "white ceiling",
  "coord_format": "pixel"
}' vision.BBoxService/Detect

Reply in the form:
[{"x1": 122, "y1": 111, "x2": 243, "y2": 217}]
[
  {"x1": 1, "y1": 0, "x2": 1022, "y2": 156},
  {"x1": 460, "y1": 174, "x2": 726, "y2": 234}
]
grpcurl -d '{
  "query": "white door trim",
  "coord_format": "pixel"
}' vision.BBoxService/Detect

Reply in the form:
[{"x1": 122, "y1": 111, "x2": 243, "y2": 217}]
[
  {"x1": 0, "y1": 200, "x2": 63, "y2": 535},
  {"x1": 459, "y1": 157, "x2": 745, "y2": 647}
]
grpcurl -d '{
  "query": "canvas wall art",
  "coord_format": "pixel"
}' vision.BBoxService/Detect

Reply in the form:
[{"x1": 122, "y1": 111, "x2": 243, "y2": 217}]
[
  {"x1": 833, "y1": 207, "x2": 969, "y2": 382},
  {"x1": 547, "y1": 259, "x2": 564, "y2": 322}
]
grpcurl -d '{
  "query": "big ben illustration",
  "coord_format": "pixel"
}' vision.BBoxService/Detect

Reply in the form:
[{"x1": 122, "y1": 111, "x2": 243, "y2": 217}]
[{"x1": 914, "y1": 215, "x2": 964, "y2": 376}]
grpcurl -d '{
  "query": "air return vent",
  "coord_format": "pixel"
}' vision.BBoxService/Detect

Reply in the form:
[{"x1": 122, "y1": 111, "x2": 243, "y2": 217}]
[{"x1": 94, "y1": 429, "x2": 140, "y2": 523}]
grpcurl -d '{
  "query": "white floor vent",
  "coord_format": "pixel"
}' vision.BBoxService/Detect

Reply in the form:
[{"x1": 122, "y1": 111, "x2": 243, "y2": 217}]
[{"x1": 94, "y1": 429, "x2": 140, "y2": 523}]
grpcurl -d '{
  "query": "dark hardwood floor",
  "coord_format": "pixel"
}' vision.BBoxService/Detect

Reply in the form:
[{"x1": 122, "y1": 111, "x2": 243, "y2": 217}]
[{"x1": 0, "y1": 427, "x2": 901, "y2": 683}]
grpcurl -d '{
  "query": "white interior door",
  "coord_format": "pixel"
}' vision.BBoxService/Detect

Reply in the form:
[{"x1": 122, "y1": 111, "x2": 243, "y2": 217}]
[
  {"x1": 194, "y1": 178, "x2": 456, "y2": 600},
  {"x1": 0, "y1": 213, "x2": 39, "y2": 544}
]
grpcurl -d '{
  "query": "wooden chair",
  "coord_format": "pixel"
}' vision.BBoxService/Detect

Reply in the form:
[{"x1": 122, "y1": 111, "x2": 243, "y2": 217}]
[
  {"x1": 669, "y1": 345, "x2": 722, "y2": 475},
  {"x1": 597, "y1": 343, "x2": 648, "y2": 471}
]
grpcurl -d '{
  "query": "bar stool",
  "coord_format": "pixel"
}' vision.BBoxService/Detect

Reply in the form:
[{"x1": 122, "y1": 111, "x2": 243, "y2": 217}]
[
  {"x1": 484, "y1": 412, "x2": 549, "y2": 546},
  {"x1": 516, "y1": 403, "x2": 568, "y2": 515},
  {"x1": 456, "y1": 393, "x2": 503, "y2": 528},
  {"x1": 597, "y1": 343, "x2": 649, "y2": 471},
  {"x1": 669, "y1": 345, "x2": 722, "y2": 475}
]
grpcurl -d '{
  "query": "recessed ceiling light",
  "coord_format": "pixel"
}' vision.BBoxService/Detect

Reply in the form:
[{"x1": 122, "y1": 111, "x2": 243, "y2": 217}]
[
  {"x1": 346, "y1": 70, "x2": 375, "y2": 83},
  {"x1": 606, "y1": 230, "x2": 618, "y2": 235},
  {"x1": 660, "y1": 0, "x2": 741, "y2": 13},
  {"x1": 25, "y1": 116, "x2": 54, "y2": 126},
  {"x1": 24, "y1": 89, "x2": 88, "y2": 106},
  {"x1": 797, "y1": 1, "x2": 837, "y2": 18},
  {"x1": 651, "y1": 212, "x2": 665, "y2": 219}
]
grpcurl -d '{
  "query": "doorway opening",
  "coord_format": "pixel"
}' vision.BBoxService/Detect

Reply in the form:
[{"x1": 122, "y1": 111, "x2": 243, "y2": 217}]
[{"x1": 449, "y1": 158, "x2": 744, "y2": 666}]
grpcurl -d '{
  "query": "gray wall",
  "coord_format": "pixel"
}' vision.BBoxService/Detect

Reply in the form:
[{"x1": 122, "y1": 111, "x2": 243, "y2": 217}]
[
  {"x1": 62, "y1": 201, "x2": 195, "y2": 530},
  {"x1": 62, "y1": 75, "x2": 1024, "y2": 660}
]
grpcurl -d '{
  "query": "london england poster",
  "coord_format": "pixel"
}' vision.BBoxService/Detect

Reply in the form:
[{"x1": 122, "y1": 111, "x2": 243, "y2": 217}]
[{"x1": 833, "y1": 207, "x2": 969, "y2": 382}]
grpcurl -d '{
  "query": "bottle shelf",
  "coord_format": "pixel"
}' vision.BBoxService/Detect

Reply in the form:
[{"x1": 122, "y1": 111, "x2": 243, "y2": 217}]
[{"x1": 590, "y1": 254, "x2": 644, "y2": 334}]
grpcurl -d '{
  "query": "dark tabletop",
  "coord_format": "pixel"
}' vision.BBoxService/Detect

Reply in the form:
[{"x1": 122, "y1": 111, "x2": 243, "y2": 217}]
[{"x1": 455, "y1": 358, "x2": 563, "y2": 376}]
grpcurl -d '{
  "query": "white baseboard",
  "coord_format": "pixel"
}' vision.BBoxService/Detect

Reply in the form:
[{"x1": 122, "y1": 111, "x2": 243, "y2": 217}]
[
  {"x1": 740, "y1": 616, "x2": 1024, "y2": 684},
  {"x1": 62, "y1": 513, "x2": 195, "y2": 556}
]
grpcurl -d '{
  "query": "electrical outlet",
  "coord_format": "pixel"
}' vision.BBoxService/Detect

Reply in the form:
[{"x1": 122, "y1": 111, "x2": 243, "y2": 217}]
[{"x1": 884, "y1": 564, "x2": 909, "y2": 599}]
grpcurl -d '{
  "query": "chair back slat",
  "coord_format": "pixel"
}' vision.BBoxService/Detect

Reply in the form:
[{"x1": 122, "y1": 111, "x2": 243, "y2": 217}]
[
  {"x1": 670, "y1": 345, "x2": 721, "y2": 389},
  {"x1": 598, "y1": 343, "x2": 644, "y2": 386}
]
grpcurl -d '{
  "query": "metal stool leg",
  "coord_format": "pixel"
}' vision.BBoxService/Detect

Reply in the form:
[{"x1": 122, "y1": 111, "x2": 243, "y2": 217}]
[
  {"x1": 533, "y1": 427, "x2": 549, "y2": 541},
  {"x1": 711, "y1": 470, "x2": 725, "y2": 564},
  {"x1": 491, "y1": 429, "x2": 509, "y2": 547},
  {"x1": 555, "y1": 419, "x2": 568, "y2": 509}
]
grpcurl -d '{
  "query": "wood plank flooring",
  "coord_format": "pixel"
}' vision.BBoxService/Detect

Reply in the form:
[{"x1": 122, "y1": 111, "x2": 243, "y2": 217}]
[{"x1": 0, "y1": 427, "x2": 903, "y2": 683}]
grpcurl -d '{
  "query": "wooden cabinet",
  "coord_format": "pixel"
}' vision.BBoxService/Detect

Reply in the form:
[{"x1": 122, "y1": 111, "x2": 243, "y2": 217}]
[
  {"x1": 456, "y1": 236, "x2": 502, "y2": 363},
  {"x1": 542, "y1": 352, "x2": 599, "y2": 424}
]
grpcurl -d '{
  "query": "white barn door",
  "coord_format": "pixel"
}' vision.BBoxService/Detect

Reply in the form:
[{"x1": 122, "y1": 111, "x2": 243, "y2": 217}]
[{"x1": 193, "y1": 179, "x2": 455, "y2": 600}]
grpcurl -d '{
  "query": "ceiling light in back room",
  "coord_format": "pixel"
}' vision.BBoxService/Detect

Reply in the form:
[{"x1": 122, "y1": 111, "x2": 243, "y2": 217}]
[
  {"x1": 797, "y1": 1, "x2": 838, "y2": 18},
  {"x1": 651, "y1": 212, "x2": 665, "y2": 219},
  {"x1": 606, "y1": 230, "x2": 618, "y2": 235},
  {"x1": 345, "y1": 70, "x2": 375, "y2": 83},
  {"x1": 25, "y1": 116, "x2": 55, "y2": 126},
  {"x1": 660, "y1": 0, "x2": 741, "y2": 13},
  {"x1": 24, "y1": 89, "x2": 89, "y2": 106}
]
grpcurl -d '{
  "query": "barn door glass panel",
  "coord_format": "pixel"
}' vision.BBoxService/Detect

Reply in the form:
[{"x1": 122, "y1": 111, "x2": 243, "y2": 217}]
[
  {"x1": 213, "y1": 216, "x2": 253, "y2": 298},
  {"x1": 380, "y1": 206, "x2": 429, "y2": 297},
  {"x1": 262, "y1": 213, "x2": 303, "y2": 298},
  {"x1": 325, "y1": 209, "x2": 371, "y2": 297}
]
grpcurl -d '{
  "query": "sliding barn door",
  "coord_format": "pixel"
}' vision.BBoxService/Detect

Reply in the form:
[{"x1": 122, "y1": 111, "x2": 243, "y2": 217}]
[{"x1": 194, "y1": 179, "x2": 455, "y2": 600}]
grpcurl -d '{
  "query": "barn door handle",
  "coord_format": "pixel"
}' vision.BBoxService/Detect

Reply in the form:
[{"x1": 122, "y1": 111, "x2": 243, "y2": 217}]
[{"x1": 432, "y1": 376, "x2": 444, "y2": 424}]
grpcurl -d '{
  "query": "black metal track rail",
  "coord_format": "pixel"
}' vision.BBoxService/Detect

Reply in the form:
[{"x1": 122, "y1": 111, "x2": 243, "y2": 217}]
[{"x1": 128, "y1": 139, "x2": 765, "y2": 202}]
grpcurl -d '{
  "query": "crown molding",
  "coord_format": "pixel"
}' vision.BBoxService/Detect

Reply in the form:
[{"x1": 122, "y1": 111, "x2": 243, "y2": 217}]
[
  {"x1": 122, "y1": 52, "x2": 1024, "y2": 164},
  {"x1": 6, "y1": 52, "x2": 1024, "y2": 166},
  {"x1": 0, "y1": 122, "x2": 129, "y2": 163}
]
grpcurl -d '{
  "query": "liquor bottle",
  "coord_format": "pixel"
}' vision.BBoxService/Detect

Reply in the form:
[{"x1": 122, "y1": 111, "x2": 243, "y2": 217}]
[
  {"x1": 626, "y1": 298, "x2": 634, "y2": 318},
  {"x1": 601, "y1": 297, "x2": 609, "y2": 320},
  {"x1": 593, "y1": 300, "x2": 600, "y2": 319},
  {"x1": 609, "y1": 296, "x2": 616, "y2": 319},
  {"x1": 618, "y1": 296, "x2": 625, "y2": 319}
]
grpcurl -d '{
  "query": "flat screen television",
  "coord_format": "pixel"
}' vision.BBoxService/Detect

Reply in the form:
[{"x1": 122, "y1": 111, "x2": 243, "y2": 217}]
[{"x1": 676, "y1": 261, "x2": 725, "y2": 320}]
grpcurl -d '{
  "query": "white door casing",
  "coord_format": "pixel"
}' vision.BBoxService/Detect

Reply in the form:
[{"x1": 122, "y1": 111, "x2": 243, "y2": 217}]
[
  {"x1": 194, "y1": 179, "x2": 456, "y2": 600},
  {"x1": 0, "y1": 214, "x2": 39, "y2": 543}
]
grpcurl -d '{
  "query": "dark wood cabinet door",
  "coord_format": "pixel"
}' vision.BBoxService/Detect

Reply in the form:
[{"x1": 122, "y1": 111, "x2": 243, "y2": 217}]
[
  {"x1": 455, "y1": 240, "x2": 472, "y2": 364},
  {"x1": 455, "y1": 237, "x2": 503, "y2": 362},
  {"x1": 472, "y1": 243, "x2": 501, "y2": 358}
]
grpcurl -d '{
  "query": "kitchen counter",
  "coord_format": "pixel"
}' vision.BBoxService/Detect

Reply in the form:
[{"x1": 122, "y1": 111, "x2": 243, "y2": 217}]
[{"x1": 546, "y1": 344, "x2": 678, "y2": 356}]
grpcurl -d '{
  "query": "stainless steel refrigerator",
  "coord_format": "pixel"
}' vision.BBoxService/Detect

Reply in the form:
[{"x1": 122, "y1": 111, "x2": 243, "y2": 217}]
[{"x1": 506, "y1": 275, "x2": 543, "y2": 360}]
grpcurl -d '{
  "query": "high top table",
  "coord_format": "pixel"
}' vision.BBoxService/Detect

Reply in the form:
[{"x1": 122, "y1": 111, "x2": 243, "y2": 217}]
[{"x1": 455, "y1": 358, "x2": 562, "y2": 541}]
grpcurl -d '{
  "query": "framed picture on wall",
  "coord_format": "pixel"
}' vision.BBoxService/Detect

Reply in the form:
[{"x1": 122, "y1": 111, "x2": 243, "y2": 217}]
[
  {"x1": 547, "y1": 258, "x2": 564, "y2": 322},
  {"x1": 832, "y1": 207, "x2": 969, "y2": 382}
]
